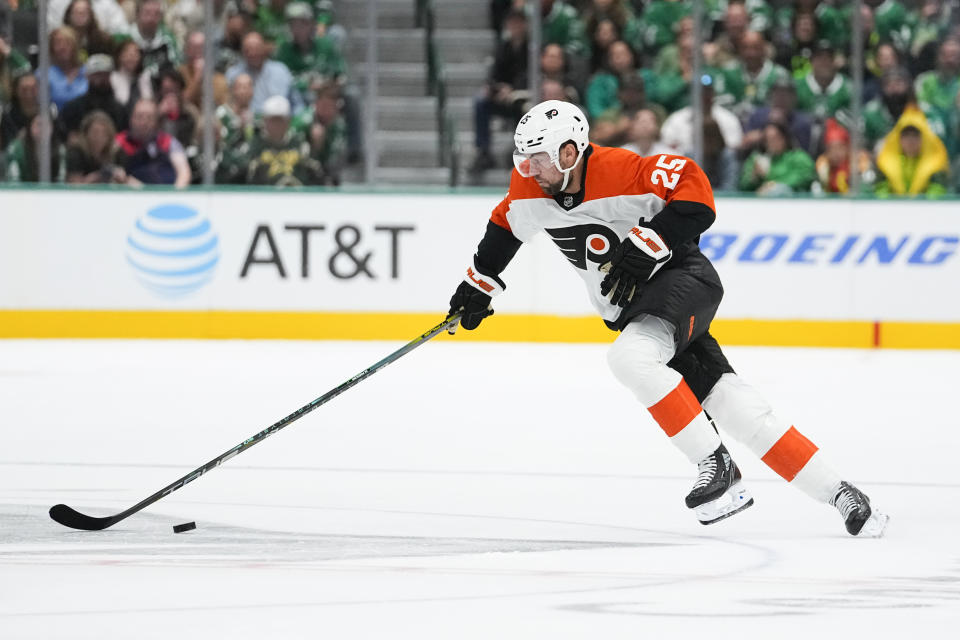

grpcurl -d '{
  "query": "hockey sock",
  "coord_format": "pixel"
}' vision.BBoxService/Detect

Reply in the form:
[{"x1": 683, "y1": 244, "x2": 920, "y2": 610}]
[
  {"x1": 702, "y1": 373, "x2": 841, "y2": 503},
  {"x1": 608, "y1": 316, "x2": 721, "y2": 464},
  {"x1": 647, "y1": 378, "x2": 722, "y2": 464}
]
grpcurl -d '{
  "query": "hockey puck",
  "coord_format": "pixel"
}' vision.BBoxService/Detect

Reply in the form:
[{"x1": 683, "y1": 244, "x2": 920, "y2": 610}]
[{"x1": 172, "y1": 521, "x2": 196, "y2": 533}]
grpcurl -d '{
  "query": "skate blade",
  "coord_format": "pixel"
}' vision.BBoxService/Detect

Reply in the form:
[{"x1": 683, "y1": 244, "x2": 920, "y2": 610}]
[
  {"x1": 856, "y1": 510, "x2": 890, "y2": 538},
  {"x1": 694, "y1": 482, "x2": 754, "y2": 525}
]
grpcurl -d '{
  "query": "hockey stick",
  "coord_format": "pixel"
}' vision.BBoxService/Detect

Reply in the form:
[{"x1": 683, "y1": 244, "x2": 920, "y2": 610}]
[{"x1": 49, "y1": 313, "x2": 462, "y2": 531}]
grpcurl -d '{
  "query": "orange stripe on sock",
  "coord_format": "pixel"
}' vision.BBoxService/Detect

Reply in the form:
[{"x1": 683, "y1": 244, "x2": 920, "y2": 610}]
[
  {"x1": 648, "y1": 380, "x2": 702, "y2": 437},
  {"x1": 761, "y1": 426, "x2": 819, "y2": 481}
]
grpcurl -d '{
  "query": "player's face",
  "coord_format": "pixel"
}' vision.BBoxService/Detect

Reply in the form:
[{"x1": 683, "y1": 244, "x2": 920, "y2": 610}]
[
  {"x1": 514, "y1": 151, "x2": 563, "y2": 193},
  {"x1": 513, "y1": 145, "x2": 576, "y2": 196},
  {"x1": 513, "y1": 151, "x2": 552, "y2": 177}
]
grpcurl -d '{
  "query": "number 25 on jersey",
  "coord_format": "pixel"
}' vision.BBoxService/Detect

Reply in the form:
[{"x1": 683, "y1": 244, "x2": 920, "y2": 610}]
[{"x1": 651, "y1": 155, "x2": 687, "y2": 190}]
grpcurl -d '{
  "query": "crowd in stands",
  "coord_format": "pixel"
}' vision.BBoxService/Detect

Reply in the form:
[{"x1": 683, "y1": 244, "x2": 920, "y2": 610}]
[
  {"x1": 475, "y1": 0, "x2": 960, "y2": 197},
  {"x1": 0, "y1": 0, "x2": 351, "y2": 187}
]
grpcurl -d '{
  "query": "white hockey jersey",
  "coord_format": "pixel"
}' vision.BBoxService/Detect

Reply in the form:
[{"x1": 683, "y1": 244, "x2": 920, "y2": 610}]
[{"x1": 489, "y1": 144, "x2": 717, "y2": 323}]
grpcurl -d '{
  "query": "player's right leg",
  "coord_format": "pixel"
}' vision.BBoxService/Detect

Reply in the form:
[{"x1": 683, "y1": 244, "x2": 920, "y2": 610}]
[{"x1": 607, "y1": 315, "x2": 753, "y2": 525}]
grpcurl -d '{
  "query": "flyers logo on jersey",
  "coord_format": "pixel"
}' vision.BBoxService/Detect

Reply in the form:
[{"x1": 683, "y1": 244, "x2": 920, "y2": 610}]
[{"x1": 546, "y1": 224, "x2": 620, "y2": 270}]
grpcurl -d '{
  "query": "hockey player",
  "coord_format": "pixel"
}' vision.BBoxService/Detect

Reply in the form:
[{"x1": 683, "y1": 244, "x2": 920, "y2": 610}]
[{"x1": 446, "y1": 100, "x2": 888, "y2": 536}]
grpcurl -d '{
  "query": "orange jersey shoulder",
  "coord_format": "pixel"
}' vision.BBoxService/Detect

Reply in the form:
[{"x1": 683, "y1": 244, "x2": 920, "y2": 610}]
[{"x1": 585, "y1": 145, "x2": 715, "y2": 211}]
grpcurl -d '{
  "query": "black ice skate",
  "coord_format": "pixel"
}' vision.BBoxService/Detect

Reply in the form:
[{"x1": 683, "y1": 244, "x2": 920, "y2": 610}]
[
  {"x1": 685, "y1": 444, "x2": 754, "y2": 525},
  {"x1": 831, "y1": 481, "x2": 889, "y2": 537}
]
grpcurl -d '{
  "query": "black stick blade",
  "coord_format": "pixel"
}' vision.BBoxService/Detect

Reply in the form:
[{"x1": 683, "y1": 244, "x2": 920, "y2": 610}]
[{"x1": 49, "y1": 504, "x2": 120, "y2": 531}]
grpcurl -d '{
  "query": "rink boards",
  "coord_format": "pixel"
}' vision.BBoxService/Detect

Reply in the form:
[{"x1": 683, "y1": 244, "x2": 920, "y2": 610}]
[{"x1": 0, "y1": 188, "x2": 957, "y2": 348}]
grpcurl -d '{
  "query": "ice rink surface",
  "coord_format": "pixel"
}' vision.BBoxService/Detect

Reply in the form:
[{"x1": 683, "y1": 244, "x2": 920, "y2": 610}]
[{"x1": 2, "y1": 337, "x2": 959, "y2": 638}]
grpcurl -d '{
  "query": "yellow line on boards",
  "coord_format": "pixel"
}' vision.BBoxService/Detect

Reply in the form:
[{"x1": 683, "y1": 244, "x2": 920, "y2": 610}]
[
  {"x1": 0, "y1": 310, "x2": 958, "y2": 349},
  {"x1": 879, "y1": 321, "x2": 960, "y2": 350},
  {"x1": 710, "y1": 319, "x2": 876, "y2": 349}
]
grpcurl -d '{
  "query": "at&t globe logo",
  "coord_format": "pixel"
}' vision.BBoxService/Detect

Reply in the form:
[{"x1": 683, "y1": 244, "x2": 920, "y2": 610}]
[{"x1": 126, "y1": 204, "x2": 220, "y2": 296}]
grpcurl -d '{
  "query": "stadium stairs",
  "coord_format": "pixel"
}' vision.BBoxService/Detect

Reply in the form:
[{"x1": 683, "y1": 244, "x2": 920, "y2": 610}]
[{"x1": 340, "y1": 0, "x2": 512, "y2": 186}]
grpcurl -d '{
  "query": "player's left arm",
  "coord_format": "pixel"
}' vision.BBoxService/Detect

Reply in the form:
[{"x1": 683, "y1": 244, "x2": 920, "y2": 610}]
[
  {"x1": 601, "y1": 155, "x2": 716, "y2": 307},
  {"x1": 448, "y1": 191, "x2": 524, "y2": 330},
  {"x1": 641, "y1": 154, "x2": 717, "y2": 249}
]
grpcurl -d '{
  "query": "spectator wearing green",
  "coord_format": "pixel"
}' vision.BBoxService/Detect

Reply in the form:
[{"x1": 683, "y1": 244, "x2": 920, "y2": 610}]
[
  {"x1": 909, "y1": 0, "x2": 953, "y2": 67},
  {"x1": 4, "y1": 114, "x2": 66, "y2": 182},
  {"x1": 314, "y1": 0, "x2": 347, "y2": 51},
  {"x1": 245, "y1": 94, "x2": 323, "y2": 186},
  {"x1": 638, "y1": 0, "x2": 690, "y2": 53},
  {"x1": 649, "y1": 30, "x2": 733, "y2": 113},
  {"x1": 582, "y1": 0, "x2": 643, "y2": 57},
  {"x1": 1, "y1": 34, "x2": 32, "y2": 105},
  {"x1": 651, "y1": 14, "x2": 691, "y2": 75},
  {"x1": 794, "y1": 42, "x2": 851, "y2": 125},
  {"x1": 773, "y1": 0, "x2": 849, "y2": 50},
  {"x1": 707, "y1": 0, "x2": 772, "y2": 35},
  {"x1": 585, "y1": 40, "x2": 659, "y2": 119},
  {"x1": 216, "y1": 72, "x2": 256, "y2": 150},
  {"x1": 127, "y1": 0, "x2": 182, "y2": 76},
  {"x1": 697, "y1": 64, "x2": 742, "y2": 112},
  {"x1": 708, "y1": 0, "x2": 769, "y2": 70},
  {"x1": 864, "y1": 66, "x2": 948, "y2": 153},
  {"x1": 1, "y1": 72, "x2": 39, "y2": 151},
  {"x1": 255, "y1": 0, "x2": 292, "y2": 45},
  {"x1": 291, "y1": 81, "x2": 346, "y2": 185},
  {"x1": 874, "y1": 107, "x2": 949, "y2": 198},
  {"x1": 213, "y1": 73, "x2": 255, "y2": 185},
  {"x1": 539, "y1": 0, "x2": 588, "y2": 57},
  {"x1": 274, "y1": 2, "x2": 346, "y2": 105},
  {"x1": 873, "y1": 0, "x2": 915, "y2": 52},
  {"x1": 774, "y1": 9, "x2": 818, "y2": 80},
  {"x1": 590, "y1": 71, "x2": 666, "y2": 146},
  {"x1": 914, "y1": 38, "x2": 960, "y2": 153},
  {"x1": 739, "y1": 120, "x2": 816, "y2": 195},
  {"x1": 724, "y1": 31, "x2": 791, "y2": 119}
]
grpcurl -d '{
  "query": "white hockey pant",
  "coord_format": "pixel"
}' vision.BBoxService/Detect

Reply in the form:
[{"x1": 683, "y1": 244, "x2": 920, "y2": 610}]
[{"x1": 607, "y1": 316, "x2": 721, "y2": 464}]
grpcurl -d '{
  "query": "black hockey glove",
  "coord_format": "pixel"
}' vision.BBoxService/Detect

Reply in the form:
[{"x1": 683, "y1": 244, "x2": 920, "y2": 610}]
[
  {"x1": 448, "y1": 259, "x2": 506, "y2": 330},
  {"x1": 600, "y1": 226, "x2": 672, "y2": 308}
]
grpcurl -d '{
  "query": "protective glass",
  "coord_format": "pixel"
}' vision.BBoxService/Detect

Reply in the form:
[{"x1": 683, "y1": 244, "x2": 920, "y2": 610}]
[{"x1": 512, "y1": 151, "x2": 555, "y2": 177}]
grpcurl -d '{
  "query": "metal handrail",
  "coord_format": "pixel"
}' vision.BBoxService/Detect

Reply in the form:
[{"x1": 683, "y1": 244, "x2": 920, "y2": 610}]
[{"x1": 417, "y1": 0, "x2": 459, "y2": 186}]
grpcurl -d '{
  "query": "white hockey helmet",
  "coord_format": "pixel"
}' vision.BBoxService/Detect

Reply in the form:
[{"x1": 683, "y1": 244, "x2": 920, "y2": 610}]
[{"x1": 513, "y1": 100, "x2": 590, "y2": 190}]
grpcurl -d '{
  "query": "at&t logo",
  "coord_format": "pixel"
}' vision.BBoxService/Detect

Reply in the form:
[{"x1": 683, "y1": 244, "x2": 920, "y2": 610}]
[{"x1": 126, "y1": 204, "x2": 220, "y2": 296}]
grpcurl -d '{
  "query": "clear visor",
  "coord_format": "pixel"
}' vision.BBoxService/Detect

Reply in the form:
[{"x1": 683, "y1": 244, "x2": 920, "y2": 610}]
[{"x1": 513, "y1": 151, "x2": 555, "y2": 177}]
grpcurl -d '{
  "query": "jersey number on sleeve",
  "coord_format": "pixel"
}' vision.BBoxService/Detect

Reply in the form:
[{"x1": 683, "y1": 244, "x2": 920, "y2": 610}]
[{"x1": 651, "y1": 155, "x2": 687, "y2": 190}]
